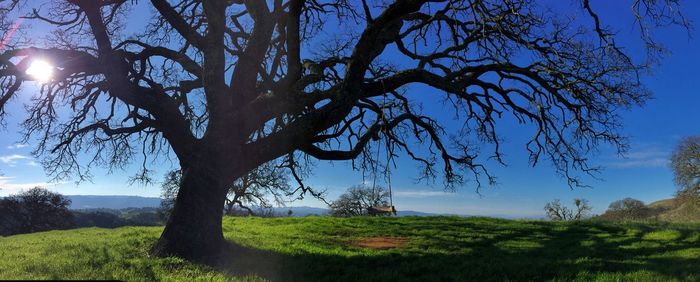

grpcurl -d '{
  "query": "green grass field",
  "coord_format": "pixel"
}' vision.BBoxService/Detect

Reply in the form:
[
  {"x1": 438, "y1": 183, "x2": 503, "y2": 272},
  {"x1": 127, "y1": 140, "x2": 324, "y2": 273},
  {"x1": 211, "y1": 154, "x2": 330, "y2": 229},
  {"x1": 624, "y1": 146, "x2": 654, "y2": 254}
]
[{"x1": 1, "y1": 216, "x2": 700, "y2": 281}]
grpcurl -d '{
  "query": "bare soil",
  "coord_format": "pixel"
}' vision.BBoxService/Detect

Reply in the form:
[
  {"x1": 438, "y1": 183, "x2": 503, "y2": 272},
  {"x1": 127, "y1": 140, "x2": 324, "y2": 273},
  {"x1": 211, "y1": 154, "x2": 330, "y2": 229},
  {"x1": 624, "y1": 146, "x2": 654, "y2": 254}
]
[{"x1": 353, "y1": 237, "x2": 409, "y2": 249}]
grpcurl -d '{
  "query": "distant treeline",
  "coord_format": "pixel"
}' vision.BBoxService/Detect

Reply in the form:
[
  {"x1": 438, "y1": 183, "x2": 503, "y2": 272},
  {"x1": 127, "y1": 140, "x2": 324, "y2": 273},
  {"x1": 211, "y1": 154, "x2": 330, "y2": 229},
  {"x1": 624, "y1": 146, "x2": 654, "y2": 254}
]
[
  {"x1": 0, "y1": 187, "x2": 306, "y2": 237},
  {"x1": 0, "y1": 188, "x2": 163, "y2": 237},
  {"x1": 73, "y1": 207, "x2": 163, "y2": 228},
  {"x1": 544, "y1": 195, "x2": 700, "y2": 223}
]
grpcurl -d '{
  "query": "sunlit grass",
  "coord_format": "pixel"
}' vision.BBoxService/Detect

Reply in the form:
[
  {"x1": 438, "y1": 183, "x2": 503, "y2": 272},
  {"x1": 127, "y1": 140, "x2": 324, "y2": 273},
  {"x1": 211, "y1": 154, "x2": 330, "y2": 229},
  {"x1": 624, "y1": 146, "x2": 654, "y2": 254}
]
[
  {"x1": 1, "y1": 216, "x2": 699, "y2": 281},
  {"x1": 643, "y1": 230, "x2": 683, "y2": 241}
]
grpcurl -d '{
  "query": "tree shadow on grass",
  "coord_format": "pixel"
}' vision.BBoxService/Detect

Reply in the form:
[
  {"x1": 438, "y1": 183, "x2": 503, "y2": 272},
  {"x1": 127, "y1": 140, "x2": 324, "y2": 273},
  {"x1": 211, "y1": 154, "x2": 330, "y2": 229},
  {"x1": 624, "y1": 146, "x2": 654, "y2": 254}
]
[
  {"x1": 214, "y1": 219, "x2": 700, "y2": 282},
  {"x1": 215, "y1": 242, "x2": 285, "y2": 281}
]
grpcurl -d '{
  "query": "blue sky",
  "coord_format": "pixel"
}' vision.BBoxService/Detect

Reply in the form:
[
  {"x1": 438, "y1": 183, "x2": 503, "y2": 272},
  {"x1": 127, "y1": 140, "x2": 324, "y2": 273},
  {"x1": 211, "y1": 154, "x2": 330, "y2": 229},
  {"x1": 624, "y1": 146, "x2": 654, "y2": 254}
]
[{"x1": 0, "y1": 1, "x2": 699, "y2": 218}]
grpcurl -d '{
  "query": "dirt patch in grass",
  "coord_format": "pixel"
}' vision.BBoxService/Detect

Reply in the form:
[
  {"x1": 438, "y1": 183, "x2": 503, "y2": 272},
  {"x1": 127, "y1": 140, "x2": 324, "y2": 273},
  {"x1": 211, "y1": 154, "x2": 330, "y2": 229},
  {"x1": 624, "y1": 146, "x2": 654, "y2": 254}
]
[{"x1": 353, "y1": 237, "x2": 409, "y2": 249}]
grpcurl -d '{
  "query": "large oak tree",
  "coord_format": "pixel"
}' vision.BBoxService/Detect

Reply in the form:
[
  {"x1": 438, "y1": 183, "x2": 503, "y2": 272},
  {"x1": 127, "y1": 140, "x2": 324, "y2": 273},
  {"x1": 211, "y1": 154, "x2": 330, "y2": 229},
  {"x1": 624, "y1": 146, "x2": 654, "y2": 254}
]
[{"x1": 0, "y1": 0, "x2": 685, "y2": 263}]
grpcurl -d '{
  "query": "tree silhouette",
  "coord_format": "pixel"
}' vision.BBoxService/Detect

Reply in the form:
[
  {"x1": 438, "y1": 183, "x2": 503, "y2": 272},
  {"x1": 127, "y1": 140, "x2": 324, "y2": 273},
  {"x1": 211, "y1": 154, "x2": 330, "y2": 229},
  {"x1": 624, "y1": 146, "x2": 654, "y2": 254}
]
[
  {"x1": 671, "y1": 136, "x2": 700, "y2": 195},
  {"x1": 544, "y1": 198, "x2": 592, "y2": 221},
  {"x1": 159, "y1": 160, "x2": 293, "y2": 219},
  {"x1": 0, "y1": 187, "x2": 74, "y2": 236},
  {"x1": 330, "y1": 185, "x2": 390, "y2": 217},
  {"x1": 0, "y1": 0, "x2": 686, "y2": 262},
  {"x1": 599, "y1": 197, "x2": 654, "y2": 221}
]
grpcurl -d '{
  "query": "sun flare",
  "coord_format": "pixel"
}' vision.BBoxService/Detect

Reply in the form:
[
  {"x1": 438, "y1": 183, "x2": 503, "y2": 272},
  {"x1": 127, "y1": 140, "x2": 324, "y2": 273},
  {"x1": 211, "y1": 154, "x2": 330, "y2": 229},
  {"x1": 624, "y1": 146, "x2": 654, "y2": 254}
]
[{"x1": 25, "y1": 60, "x2": 54, "y2": 83}]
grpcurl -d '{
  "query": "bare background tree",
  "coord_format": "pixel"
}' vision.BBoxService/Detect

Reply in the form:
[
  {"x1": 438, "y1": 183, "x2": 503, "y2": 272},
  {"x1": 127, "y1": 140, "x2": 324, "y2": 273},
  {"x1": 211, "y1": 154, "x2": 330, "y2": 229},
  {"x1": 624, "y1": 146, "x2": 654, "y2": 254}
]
[
  {"x1": 544, "y1": 198, "x2": 592, "y2": 221},
  {"x1": 159, "y1": 160, "x2": 293, "y2": 220},
  {"x1": 223, "y1": 161, "x2": 293, "y2": 215},
  {"x1": 671, "y1": 136, "x2": 700, "y2": 195},
  {"x1": 330, "y1": 185, "x2": 390, "y2": 217},
  {"x1": 0, "y1": 0, "x2": 686, "y2": 262}
]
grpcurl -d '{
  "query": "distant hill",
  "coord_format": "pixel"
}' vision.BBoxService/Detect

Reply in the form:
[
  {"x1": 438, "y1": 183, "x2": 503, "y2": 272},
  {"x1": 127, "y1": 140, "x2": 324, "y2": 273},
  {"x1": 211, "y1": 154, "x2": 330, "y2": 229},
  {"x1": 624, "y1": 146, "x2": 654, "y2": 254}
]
[
  {"x1": 647, "y1": 197, "x2": 700, "y2": 222},
  {"x1": 273, "y1": 207, "x2": 450, "y2": 217},
  {"x1": 658, "y1": 201, "x2": 700, "y2": 222},
  {"x1": 67, "y1": 195, "x2": 162, "y2": 210},
  {"x1": 272, "y1": 208, "x2": 446, "y2": 217},
  {"x1": 272, "y1": 206, "x2": 329, "y2": 217},
  {"x1": 648, "y1": 198, "x2": 675, "y2": 209},
  {"x1": 0, "y1": 193, "x2": 474, "y2": 218},
  {"x1": 396, "y1": 210, "x2": 443, "y2": 216},
  {"x1": 599, "y1": 197, "x2": 700, "y2": 223},
  {"x1": 63, "y1": 195, "x2": 459, "y2": 217}
]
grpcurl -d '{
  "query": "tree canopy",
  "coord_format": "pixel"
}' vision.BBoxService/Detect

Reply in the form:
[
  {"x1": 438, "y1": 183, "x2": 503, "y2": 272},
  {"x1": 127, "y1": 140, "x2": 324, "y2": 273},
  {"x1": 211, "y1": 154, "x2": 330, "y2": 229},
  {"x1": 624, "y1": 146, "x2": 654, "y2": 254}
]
[
  {"x1": 0, "y1": 187, "x2": 75, "y2": 236},
  {"x1": 598, "y1": 197, "x2": 654, "y2": 221},
  {"x1": 671, "y1": 136, "x2": 700, "y2": 194},
  {"x1": 0, "y1": 0, "x2": 686, "y2": 188},
  {"x1": 330, "y1": 184, "x2": 390, "y2": 217}
]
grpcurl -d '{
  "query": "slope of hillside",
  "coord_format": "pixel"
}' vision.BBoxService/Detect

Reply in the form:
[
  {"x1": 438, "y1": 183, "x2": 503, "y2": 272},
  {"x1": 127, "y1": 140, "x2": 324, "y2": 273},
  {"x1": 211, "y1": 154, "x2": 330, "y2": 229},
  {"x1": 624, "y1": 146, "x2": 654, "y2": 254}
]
[
  {"x1": 659, "y1": 202, "x2": 700, "y2": 222},
  {"x1": 645, "y1": 198, "x2": 700, "y2": 223},
  {"x1": 1, "y1": 217, "x2": 700, "y2": 281},
  {"x1": 648, "y1": 198, "x2": 675, "y2": 210}
]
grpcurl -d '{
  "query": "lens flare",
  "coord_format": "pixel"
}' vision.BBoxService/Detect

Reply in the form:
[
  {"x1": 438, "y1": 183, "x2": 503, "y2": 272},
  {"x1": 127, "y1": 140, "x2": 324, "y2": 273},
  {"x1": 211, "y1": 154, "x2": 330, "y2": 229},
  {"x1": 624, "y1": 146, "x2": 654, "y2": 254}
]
[{"x1": 26, "y1": 60, "x2": 54, "y2": 83}]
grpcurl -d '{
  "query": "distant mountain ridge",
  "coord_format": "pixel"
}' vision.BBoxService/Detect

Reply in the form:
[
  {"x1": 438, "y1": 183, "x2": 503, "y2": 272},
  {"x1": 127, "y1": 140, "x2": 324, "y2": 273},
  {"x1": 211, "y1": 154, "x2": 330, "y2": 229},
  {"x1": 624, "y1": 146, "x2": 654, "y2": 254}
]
[
  {"x1": 65, "y1": 195, "x2": 543, "y2": 219},
  {"x1": 67, "y1": 195, "x2": 162, "y2": 210},
  {"x1": 63, "y1": 195, "x2": 700, "y2": 221},
  {"x1": 271, "y1": 206, "x2": 329, "y2": 216},
  {"x1": 64, "y1": 195, "x2": 451, "y2": 217}
]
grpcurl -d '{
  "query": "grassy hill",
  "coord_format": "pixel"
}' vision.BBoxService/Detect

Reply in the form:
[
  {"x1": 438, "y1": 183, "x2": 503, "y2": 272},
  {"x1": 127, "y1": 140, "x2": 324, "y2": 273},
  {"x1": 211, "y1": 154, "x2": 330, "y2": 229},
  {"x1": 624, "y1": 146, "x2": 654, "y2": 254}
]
[
  {"x1": 659, "y1": 203, "x2": 700, "y2": 222},
  {"x1": 1, "y1": 216, "x2": 700, "y2": 281},
  {"x1": 645, "y1": 198, "x2": 700, "y2": 222},
  {"x1": 648, "y1": 198, "x2": 676, "y2": 210}
]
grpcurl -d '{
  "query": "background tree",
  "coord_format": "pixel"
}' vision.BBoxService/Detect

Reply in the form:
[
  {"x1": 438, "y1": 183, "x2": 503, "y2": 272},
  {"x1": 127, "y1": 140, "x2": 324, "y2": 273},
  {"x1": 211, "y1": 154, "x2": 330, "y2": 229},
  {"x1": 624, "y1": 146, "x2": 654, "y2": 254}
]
[
  {"x1": 671, "y1": 136, "x2": 700, "y2": 196},
  {"x1": 608, "y1": 197, "x2": 647, "y2": 214},
  {"x1": 223, "y1": 161, "x2": 293, "y2": 215},
  {"x1": 158, "y1": 170, "x2": 181, "y2": 222},
  {"x1": 0, "y1": 0, "x2": 686, "y2": 262},
  {"x1": 159, "y1": 160, "x2": 293, "y2": 220},
  {"x1": 330, "y1": 185, "x2": 390, "y2": 217},
  {"x1": 0, "y1": 187, "x2": 75, "y2": 236},
  {"x1": 598, "y1": 197, "x2": 653, "y2": 221},
  {"x1": 544, "y1": 198, "x2": 592, "y2": 221},
  {"x1": 544, "y1": 199, "x2": 569, "y2": 221}
]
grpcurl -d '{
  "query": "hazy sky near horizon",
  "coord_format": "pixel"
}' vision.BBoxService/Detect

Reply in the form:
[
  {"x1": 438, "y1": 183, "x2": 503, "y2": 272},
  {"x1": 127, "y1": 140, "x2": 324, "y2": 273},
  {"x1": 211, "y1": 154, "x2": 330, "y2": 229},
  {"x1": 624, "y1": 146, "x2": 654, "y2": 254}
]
[{"x1": 0, "y1": 1, "x2": 699, "y2": 218}]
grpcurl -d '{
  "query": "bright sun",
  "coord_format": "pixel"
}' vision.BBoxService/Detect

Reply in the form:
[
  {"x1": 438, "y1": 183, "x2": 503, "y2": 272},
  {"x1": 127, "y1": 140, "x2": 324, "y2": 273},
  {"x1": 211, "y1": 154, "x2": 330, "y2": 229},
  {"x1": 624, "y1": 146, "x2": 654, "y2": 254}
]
[{"x1": 25, "y1": 59, "x2": 54, "y2": 83}]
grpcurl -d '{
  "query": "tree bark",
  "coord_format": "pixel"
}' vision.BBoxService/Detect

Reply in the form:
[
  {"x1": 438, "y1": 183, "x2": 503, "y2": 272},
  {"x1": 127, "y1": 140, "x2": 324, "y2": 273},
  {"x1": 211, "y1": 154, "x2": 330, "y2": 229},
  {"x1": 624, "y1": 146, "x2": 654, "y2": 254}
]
[{"x1": 151, "y1": 163, "x2": 230, "y2": 264}]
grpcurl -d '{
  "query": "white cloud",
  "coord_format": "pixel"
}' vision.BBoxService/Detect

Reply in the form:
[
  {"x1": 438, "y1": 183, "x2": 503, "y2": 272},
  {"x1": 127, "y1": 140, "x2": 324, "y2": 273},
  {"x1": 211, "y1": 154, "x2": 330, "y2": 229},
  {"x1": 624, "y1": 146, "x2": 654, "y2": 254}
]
[
  {"x1": 6, "y1": 143, "x2": 28, "y2": 150},
  {"x1": 0, "y1": 155, "x2": 39, "y2": 167},
  {"x1": 394, "y1": 190, "x2": 456, "y2": 198},
  {"x1": 607, "y1": 147, "x2": 670, "y2": 169},
  {"x1": 0, "y1": 176, "x2": 64, "y2": 195},
  {"x1": 608, "y1": 158, "x2": 669, "y2": 169},
  {"x1": 0, "y1": 154, "x2": 29, "y2": 165}
]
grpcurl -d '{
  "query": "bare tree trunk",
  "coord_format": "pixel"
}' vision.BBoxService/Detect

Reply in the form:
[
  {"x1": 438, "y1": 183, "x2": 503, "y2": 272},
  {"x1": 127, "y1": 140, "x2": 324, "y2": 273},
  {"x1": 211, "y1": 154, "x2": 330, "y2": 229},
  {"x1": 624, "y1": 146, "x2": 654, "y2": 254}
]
[{"x1": 151, "y1": 164, "x2": 229, "y2": 264}]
